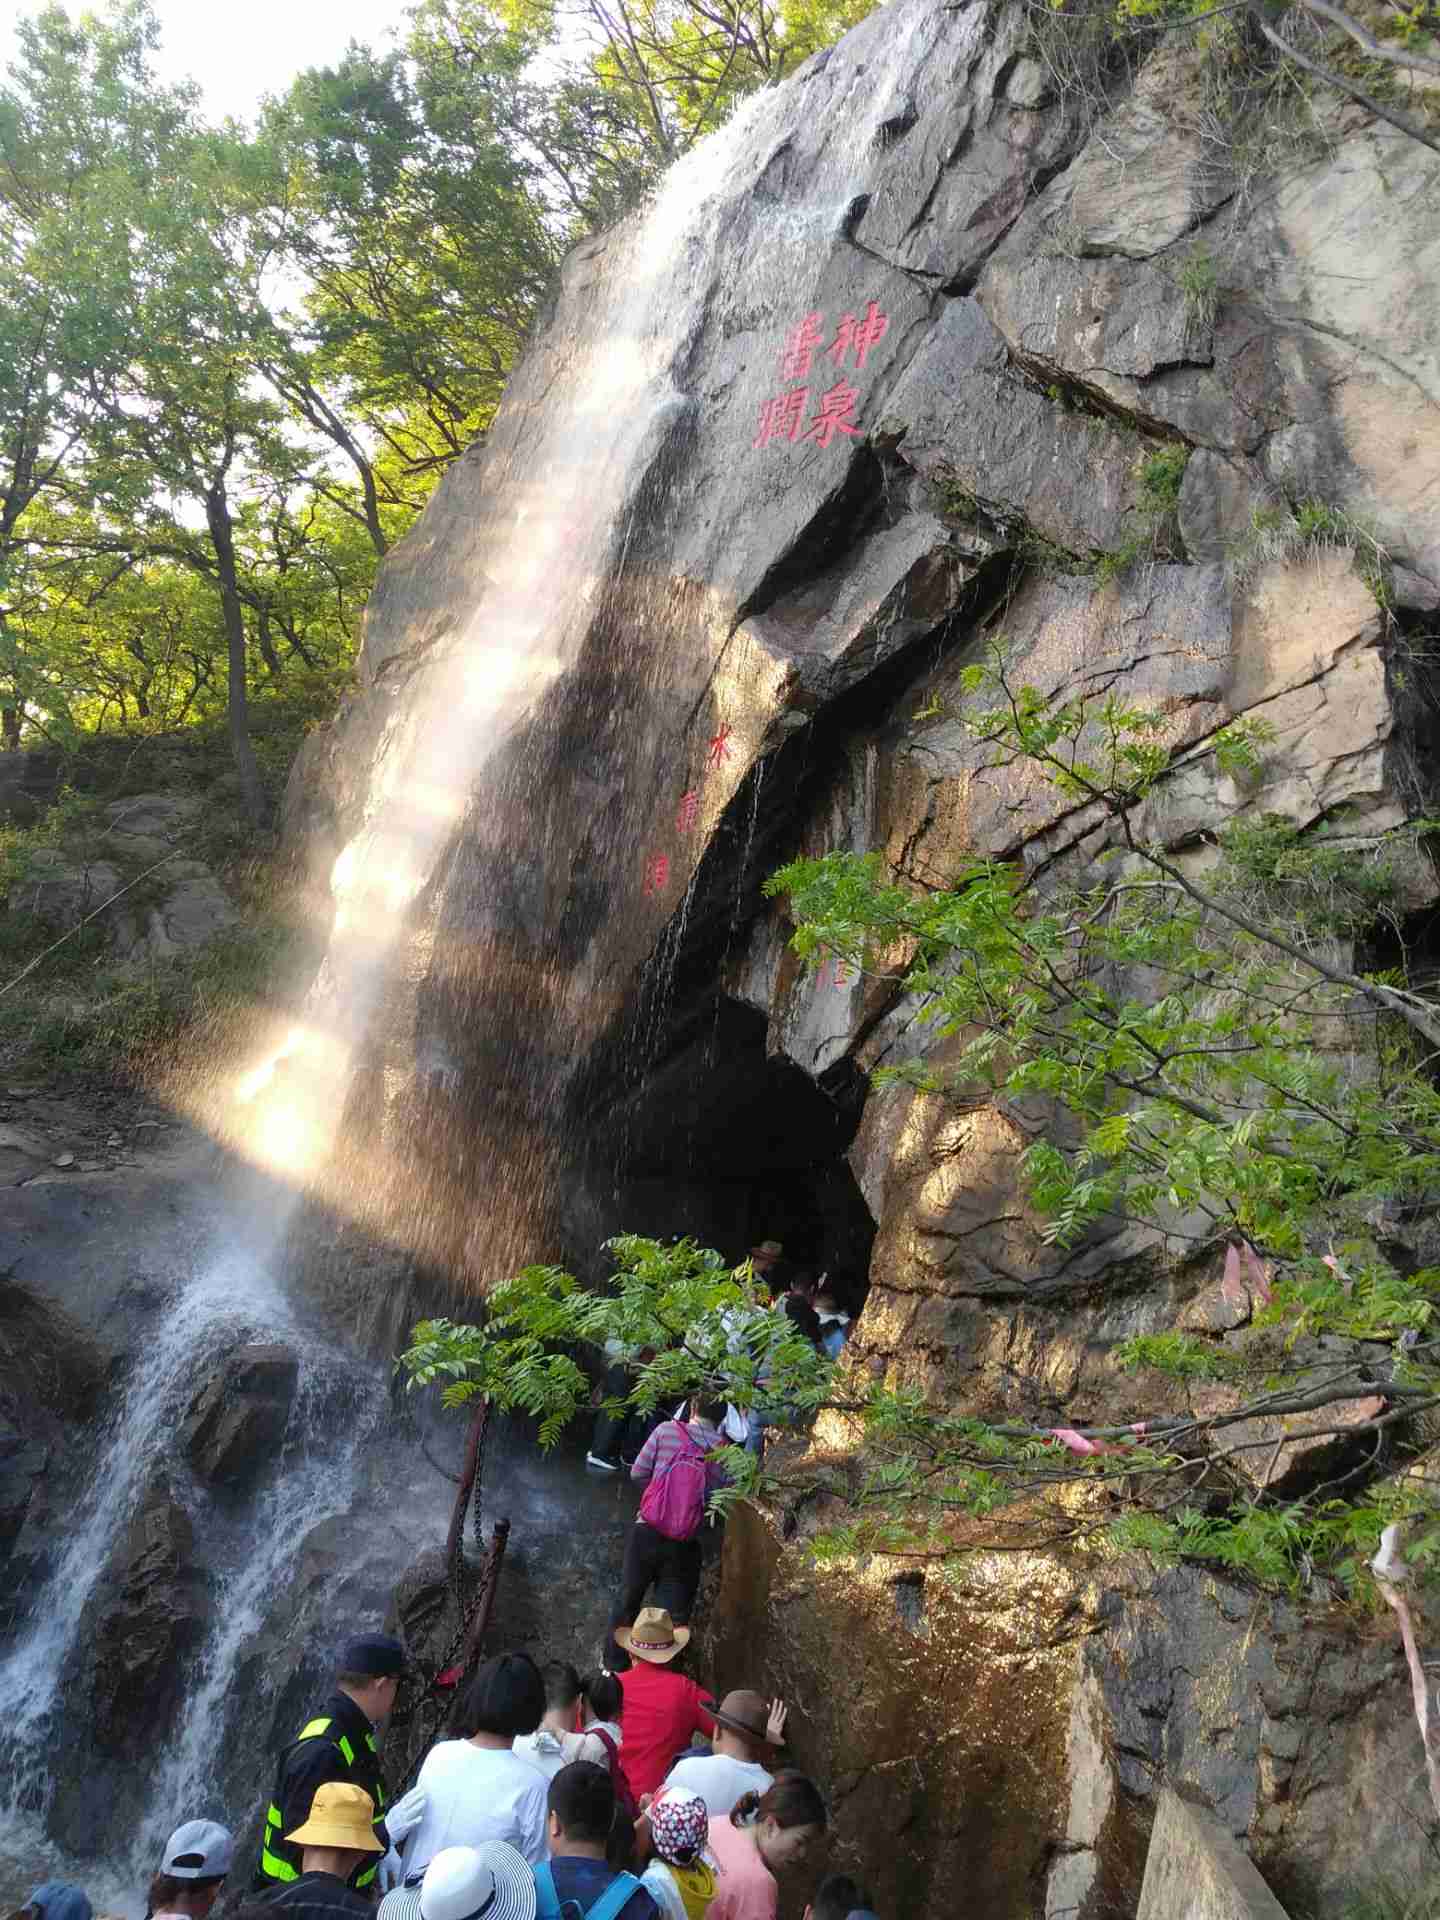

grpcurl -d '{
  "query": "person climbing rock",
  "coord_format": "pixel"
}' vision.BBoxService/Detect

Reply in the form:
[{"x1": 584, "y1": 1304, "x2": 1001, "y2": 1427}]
[
  {"x1": 663, "y1": 1692, "x2": 785, "y2": 1815},
  {"x1": 606, "y1": 1401, "x2": 726, "y2": 1668},
  {"x1": 513, "y1": 1660, "x2": 611, "y2": 1779},
  {"x1": 532, "y1": 1761, "x2": 658, "y2": 1920},
  {"x1": 259, "y1": 1783, "x2": 384, "y2": 1919},
  {"x1": 148, "y1": 1821, "x2": 234, "y2": 1920},
  {"x1": 400, "y1": 1652, "x2": 550, "y2": 1871},
  {"x1": 609, "y1": 1609, "x2": 716, "y2": 1804},
  {"x1": 705, "y1": 1775, "x2": 827, "y2": 1920},
  {"x1": 256, "y1": 1632, "x2": 425, "y2": 1892},
  {"x1": 810, "y1": 1290, "x2": 850, "y2": 1362},
  {"x1": 746, "y1": 1242, "x2": 785, "y2": 1286},
  {"x1": 588, "y1": 1339, "x2": 657, "y2": 1472}
]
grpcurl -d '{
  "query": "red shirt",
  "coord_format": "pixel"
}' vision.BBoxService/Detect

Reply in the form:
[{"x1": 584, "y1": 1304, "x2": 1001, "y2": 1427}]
[{"x1": 616, "y1": 1663, "x2": 715, "y2": 1800}]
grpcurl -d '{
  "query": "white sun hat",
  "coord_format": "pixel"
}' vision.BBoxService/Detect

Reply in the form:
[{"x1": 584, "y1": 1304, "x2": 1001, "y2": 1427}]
[{"x1": 377, "y1": 1845, "x2": 536, "y2": 1920}]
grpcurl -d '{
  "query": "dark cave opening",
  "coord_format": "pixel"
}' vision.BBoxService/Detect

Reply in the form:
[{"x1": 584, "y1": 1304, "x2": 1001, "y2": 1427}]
[{"x1": 600, "y1": 995, "x2": 877, "y2": 1315}]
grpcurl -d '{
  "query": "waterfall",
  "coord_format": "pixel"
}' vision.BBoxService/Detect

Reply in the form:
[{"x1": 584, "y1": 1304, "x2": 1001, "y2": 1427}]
[
  {"x1": 0, "y1": 1232, "x2": 389, "y2": 1917},
  {"x1": 0, "y1": 1254, "x2": 288, "y2": 1777},
  {"x1": 126, "y1": 1351, "x2": 384, "y2": 1884}
]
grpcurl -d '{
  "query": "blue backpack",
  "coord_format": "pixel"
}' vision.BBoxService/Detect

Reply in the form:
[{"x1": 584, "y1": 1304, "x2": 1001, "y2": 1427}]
[{"x1": 532, "y1": 1864, "x2": 643, "y2": 1920}]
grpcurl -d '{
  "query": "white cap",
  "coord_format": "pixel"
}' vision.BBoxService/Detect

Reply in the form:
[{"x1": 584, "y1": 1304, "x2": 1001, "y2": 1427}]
[{"x1": 162, "y1": 1820, "x2": 235, "y2": 1880}]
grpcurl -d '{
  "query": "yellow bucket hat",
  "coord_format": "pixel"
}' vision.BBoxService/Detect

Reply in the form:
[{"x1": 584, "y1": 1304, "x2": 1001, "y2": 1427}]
[{"x1": 285, "y1": 1782, "x2": 384, "y2": 1853}]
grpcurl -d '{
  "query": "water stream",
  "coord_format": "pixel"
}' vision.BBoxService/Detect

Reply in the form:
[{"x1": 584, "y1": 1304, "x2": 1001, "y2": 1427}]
[{"x1": 0, "y1": 21, "x2": 911, "y2": 1905}]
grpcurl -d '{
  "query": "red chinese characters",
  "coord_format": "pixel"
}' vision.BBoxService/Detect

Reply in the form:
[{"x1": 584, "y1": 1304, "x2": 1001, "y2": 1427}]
[
  {"x1": 676, "y1": 789, "x2": 700, "y2": 833},
  {"x1": 806, "y1": 380, "x2": 861, "y2": 449},
  {"x1": 829, "y1": 301, "x2": 889, "y2": 371},
  {"x1": 755, "y1": 298, "x2": 889, "y2": 454},
  {"x1": 643, "y1": 852, "x2": 670, "y2": 896},
  {"x1": 705, "y1": 723, "x2": 733, "y2": 771},
  {"x1": 780, "y1": 313, "x2": 826, "y2": 381},
  {"x1": 752, "y1": 387, "x2": 809, "y2": 450}
]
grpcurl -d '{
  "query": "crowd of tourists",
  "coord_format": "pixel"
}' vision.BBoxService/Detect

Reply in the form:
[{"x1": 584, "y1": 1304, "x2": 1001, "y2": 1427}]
[
  {"x1": 12, "y1": 1239, "x2": 872, "y2": 1920},
  {"x1": 14, "y1": 1631, "x2": 870, "y2": 1920}
]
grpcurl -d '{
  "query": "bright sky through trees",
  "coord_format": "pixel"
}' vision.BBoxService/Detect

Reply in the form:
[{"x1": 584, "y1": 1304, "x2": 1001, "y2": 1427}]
[{"x1": 0, "y1": 0, "x2": 410, "y2": 119}]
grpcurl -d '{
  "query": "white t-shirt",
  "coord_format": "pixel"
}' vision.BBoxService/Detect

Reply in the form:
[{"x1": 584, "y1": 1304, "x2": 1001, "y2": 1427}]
[
  {"x1": 662, "y1": 1752, "x2": 774, "y2": 1815},
  {"x1": 401, "y1": 1738, "x2": 549, "y2": 1869},
  {"x1": 512, "y1": 1726, "x2": 609, "y2": 1780}
]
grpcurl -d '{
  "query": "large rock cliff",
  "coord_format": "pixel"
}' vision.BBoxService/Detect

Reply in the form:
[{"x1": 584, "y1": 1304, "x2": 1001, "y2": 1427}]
[{"x1": 285, "y1": 0, "x2": 1440, "y2": 1909}]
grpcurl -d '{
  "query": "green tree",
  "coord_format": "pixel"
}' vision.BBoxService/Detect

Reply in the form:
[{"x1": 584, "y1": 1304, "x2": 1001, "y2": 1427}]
[
  {"x1": 258, "y1": 42, "x2": 559, "y2": 500},
  {"x1": 410, "y1": 0, "x2": 881, "y2": 228},
  {"x1": 401, "y1": 651, "x2": 1440, "y2": 1601},
  {"x1": 0, "y1": 0, "x2": 196, "y2": 747}
]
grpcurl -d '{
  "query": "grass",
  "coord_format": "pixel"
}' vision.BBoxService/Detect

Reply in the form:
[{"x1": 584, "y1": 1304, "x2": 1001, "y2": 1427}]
[
  {"x1": 1340, "y1": 1880, "x2": 1440, "y2": 1920},
  {"x1": 0, "y1": 682, "x2": 334, "y2": 1090},
  {"x1": 0, "y1": 911, "x2": 299, "y2": 1088},
  {"x1": 1225, "y1": 495, "x2": 1391, "y2": 594}
]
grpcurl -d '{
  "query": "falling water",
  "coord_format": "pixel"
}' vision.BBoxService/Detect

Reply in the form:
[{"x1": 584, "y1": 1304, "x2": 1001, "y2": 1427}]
[
  {"x1": 127, "y1": 1353, "x2": 384, "y2": 1884},
  {"x1": 2, "y1": 2, "x2": 959, "y2": 1897},
  {"x1": 0, "y1": 1253, "x2": 291, "y2": 1778}
]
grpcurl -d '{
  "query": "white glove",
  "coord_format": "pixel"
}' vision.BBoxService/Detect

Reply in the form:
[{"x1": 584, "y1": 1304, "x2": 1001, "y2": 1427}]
[
  {"x1": 1373, "y1": 1522, "x2": 1410, "y2": 1585},
  {"x1": 377, "y1": 1848, "x2": 405, "y2": 1893},
  {"x1": 384, "y1": 1785, "x2": 428, "y2": 1847}
]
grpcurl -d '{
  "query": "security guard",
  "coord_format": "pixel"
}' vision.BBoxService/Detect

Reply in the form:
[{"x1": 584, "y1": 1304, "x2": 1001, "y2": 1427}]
[{"x1": 256, "y1": 1632, "x2": 424, "y2": 1892}]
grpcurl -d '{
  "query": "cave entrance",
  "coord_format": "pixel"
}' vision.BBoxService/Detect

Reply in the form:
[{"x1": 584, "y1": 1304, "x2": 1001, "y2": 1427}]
[{"x1": 602, "y1": 997, "x2": 876, "y2": 1315}]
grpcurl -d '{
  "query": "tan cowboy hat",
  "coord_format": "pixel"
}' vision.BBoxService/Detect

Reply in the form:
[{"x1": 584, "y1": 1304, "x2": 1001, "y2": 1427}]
[
  {"x1": 615, "y1": 1606, "x2": 691, "y2": 1663},
  {"x1": 285, "y1": 1782, "x2": 384, "y2": 1852},
  {"x1": 706, "y1": 1688, "x2": 776, "y2": 1744},
  {"x1": 750, "y1": 1240, "x2": 783, "y2": 1259}
]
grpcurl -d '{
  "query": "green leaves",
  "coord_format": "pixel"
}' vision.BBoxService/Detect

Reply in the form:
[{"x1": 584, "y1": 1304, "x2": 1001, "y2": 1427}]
[{"x1": 763, "y1": 644, "x2": 1440, "y2": 1595}]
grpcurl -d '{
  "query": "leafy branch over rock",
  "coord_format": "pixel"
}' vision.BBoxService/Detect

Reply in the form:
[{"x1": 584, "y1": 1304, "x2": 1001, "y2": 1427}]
[{"x1": 403, "y1": 653, "x2": 1440, "y2": 1599}]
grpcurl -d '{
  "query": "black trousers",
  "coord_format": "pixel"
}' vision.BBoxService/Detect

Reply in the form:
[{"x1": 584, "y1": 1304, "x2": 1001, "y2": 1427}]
[{"x1": 606, "y1": 1520, "x2": 702, "y2": 1667}]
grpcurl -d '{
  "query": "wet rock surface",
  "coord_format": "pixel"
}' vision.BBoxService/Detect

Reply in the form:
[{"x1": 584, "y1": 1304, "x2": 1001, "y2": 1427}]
[
  {"x1": 702, "y1": 1500, "x2": 1432, "y2": 1920},
  {"x1": 182, "y1": 1343, "x2": 300, "y2": 1491}
]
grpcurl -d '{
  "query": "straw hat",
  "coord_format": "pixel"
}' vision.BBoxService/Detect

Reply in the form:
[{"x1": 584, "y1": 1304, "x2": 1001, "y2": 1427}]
[
  {"x1": 376, "y1": 1845, "x2": 535, "y2": 1920},
  {"x1": 285, "y1": 1783, "x2": 384, "y2": 1853},
  {"x1": 750, "y1": 1240, "x2": 783, "y2": 1259},
  {"x1": 614, "y1": 1605, "x2": 690, "y2": 1663}
]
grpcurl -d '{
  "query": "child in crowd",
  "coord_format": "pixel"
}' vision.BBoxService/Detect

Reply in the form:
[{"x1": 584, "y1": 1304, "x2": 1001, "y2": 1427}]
[
  {"x1": 638, "y1": 1788, "x2": 716, "y2": 1920},
  {"x1": 804, "y1": 1874, "x2": 876, "y2": 1920},
  {"x1": 513, "y1": 1662, "x2": 610, "y2": 1780}
]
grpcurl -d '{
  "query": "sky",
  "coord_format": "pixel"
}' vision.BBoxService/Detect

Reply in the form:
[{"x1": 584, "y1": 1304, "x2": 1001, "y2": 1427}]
[{"x1": 1, "y1": 0, "x2": 415, "y2": 122}]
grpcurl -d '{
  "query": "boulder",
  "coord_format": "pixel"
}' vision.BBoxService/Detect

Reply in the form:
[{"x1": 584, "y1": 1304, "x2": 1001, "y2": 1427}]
[
  {"x1": 181, "y1": 1343, "x2": 299, "y2": 1491},
  {"x1": 89, "y1": 1478, "x2": 208, "y2": 1756}
]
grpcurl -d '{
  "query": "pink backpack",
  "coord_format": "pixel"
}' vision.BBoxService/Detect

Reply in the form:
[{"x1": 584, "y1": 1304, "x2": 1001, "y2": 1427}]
[{"x1": 639, "y1": 1423, "x2": 709, "y2": 1540}]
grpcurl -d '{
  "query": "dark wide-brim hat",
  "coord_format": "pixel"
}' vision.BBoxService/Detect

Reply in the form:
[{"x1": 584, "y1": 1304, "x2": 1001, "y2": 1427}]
[{"x1": 704, "y1": 1688, "x2": 775, "y2": 1743}]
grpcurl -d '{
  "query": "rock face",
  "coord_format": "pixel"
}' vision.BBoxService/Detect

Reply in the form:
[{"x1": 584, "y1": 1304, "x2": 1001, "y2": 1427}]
[
  {"x1": 8, "y1": 788, "x2": 238, "y2": 963},
  {"x1": 182, "y1": 1343, "x2": 300, "y2": 1491},
  {"x1": 90, "y1": 1481, "x2": 207, "y2": 1747},
  {"x1": 283, "y1": 1, "x2": 1440, "y2": 1912}
]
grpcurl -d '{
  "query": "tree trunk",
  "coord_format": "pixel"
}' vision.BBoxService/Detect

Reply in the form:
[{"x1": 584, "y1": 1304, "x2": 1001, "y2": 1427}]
[
  {"x1": 1, "y1": 702, "x2": 20, "y2": 752},
  {"x1": 255, "y1": 607, "x2": 283, "y2": 683},
  {"x1": 205, "y1": 480, "x2": 269, "y2": 829}
]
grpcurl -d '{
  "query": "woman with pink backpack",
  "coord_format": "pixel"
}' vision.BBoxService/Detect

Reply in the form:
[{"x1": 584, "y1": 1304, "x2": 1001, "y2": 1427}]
[{"x1": 604, "y1": 1397, "x2": 728, "y2": 1676}]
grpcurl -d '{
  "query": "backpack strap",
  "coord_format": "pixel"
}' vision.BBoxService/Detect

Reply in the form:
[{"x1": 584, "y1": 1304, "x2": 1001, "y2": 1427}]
[
  {"x1": 585, "y1": 1874, "x2": 643, "y2": 1920},
  {"x1": 532, "y1": 1862, "x2": 562, "y2": 1920},
  {"x1": 590, "y1": 1725, "x2": 620, "y2": 1770}
]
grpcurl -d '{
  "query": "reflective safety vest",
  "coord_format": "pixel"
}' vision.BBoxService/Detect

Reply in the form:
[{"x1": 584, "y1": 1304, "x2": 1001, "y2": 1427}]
[{"x1": 259, "y1": 1714, "x2": 389, "y2": 1889}]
